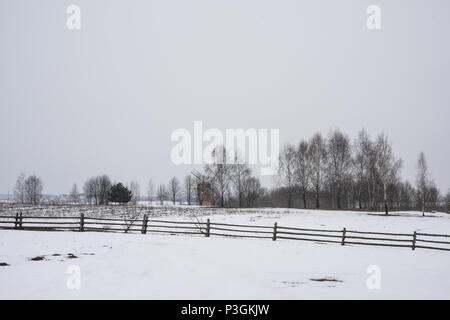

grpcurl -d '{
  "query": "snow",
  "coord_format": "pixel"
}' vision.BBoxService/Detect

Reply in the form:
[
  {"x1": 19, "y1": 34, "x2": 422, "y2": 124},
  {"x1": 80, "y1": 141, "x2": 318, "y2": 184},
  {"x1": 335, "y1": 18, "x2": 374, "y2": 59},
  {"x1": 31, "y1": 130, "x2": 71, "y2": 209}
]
[{"x1": 1, "y1": 210, "x2": 450, "y2": 299}]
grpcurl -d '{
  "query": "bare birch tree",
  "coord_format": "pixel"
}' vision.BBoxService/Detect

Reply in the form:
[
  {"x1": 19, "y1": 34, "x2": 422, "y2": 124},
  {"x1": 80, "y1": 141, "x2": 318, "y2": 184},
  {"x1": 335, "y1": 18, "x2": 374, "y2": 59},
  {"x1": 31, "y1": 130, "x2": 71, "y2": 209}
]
[
  {"x1": 183, "y1": 175, "x2": 193, "y2": 205},
  {"x1": 203, "y1": 145, "x2": 231, "y2": 207},
  {"x1": 243, "y1": 176, "x2": 262, "y2": 207},
  {"x1": 294, "y1": 140, "x2": 311, "y2": 209},
  {"x1": 375, "y1": 134, "x2": 402, "y2": 215},
  {"x1": 13, "y1": 172, "x2": 26, "y2": 204},
  {"x1": 353, "y1": 129, "x2": 371, "y2": 209},
  {"x1": 24, "y1": 175, "x2": 43, "y2": 204},
  {"x1": 168, "y1": 177, "x2": 181, "y2": 205},
  {"x1": 326, "y1": 129, "x2": 352, "y2": 209},
  {"x1": 69, "y1": 183, "x2": 80, "y2": 203},
  {"x1": 277, "y1": 144, "x2": 296, "y2": 208},
  {"x1": 231, "y1": 152, "x2": 251, "y2": 207},
  {"x1": 157, "y1": 184, "x2": 167, "y2": 205},
  {"x1": 309, "y1": 133, "x2": 327, "y2": 208},
  {"x1": 147, "y1": 178, "x2": 154, "y2": 203},
  {"x1": 129, "y1": 181, "x2": 140, "y2": 205}
]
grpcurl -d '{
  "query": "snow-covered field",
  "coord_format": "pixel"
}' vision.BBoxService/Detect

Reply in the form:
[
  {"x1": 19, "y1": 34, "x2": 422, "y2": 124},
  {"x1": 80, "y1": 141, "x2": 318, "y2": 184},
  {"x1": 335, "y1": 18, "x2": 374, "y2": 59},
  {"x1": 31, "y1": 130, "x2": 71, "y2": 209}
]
[{"x1": 1, "y1": 209, "x2": 449, "y2": 299}]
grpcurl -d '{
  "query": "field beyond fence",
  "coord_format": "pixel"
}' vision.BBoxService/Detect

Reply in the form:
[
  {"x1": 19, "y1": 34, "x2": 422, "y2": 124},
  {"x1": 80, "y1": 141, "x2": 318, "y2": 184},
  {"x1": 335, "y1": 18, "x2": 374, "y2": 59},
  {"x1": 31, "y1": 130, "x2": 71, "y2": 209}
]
[{"x1": 1, "y1": 212, "x2": 449, "y2": 252}]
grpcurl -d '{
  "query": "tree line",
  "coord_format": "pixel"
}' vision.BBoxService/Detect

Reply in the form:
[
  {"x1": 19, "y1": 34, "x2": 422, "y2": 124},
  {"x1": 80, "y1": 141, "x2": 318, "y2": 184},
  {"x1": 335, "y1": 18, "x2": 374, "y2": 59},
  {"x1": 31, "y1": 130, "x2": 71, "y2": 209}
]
[
  {"x1": 270, "y1": 129, "x2": 447, "y2": 214},
  {"x1": 11, "y1": 128, "x2": 450, "y2": 213}
]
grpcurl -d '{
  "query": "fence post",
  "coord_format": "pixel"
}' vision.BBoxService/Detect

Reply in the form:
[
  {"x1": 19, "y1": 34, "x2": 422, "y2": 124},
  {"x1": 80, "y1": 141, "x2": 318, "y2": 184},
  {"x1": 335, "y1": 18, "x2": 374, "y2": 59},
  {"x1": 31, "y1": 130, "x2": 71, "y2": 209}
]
[
  {"x1": 341, "y1": 227, "x2": 346, "y2": 246},
  {"x1": 412, "y1": 231, "x2": 417, "y2": 250},
  {"x1": 19, "y1": 212, "x2": 23, "y2": 229},
  {"x1": 141, "y1": 214, "x2": 148, "y2": 234},
  {"x1": 206, "y1": 219, "x2": 210, "y2": 237},
  {"x1": 80, "y1": 213, "x2": 84, "y2": 232},
  {"x1": 14, "y1": 213, "x2": 19, "y2": 229},
  {"x1": 272, "y1": 222, "x2": 278, "y2": 241}
]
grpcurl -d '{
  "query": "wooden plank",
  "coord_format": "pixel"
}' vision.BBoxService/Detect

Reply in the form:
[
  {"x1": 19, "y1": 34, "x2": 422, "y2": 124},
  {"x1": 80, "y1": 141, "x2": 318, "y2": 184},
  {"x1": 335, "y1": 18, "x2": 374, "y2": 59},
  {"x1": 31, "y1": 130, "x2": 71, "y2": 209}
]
[
  {"x1": 147, "y1": 224, "x2": 201, "y2": 230},
  {"x1": 345, "y1": 241, "x2": 411, "y2": 248},
  {"x1": 277, "y1": 236, "x2": 341, "y2": 244},
  {"x1": 147, "y1": 229, "x2": 202, "y2": 235},
  {"x1": 209, "y1": 232, "x2": 271, "y2": 239},
  {"x1": 84, "y1": 221, "x2": 129, "y2": 226},
  {"x1": 346, "y1": 230, "x2": 412, "y2": 237},
  {"x1": 345, "y1": 235, "x2": 412, "y2": 242},
  {"x1": 84, "y1": 227, "x2": 141, "y2": 232},
  {"x1": 21, "y1": 221, "x2": 79, "y2": 225},
  {"x1": 18, "y1": 216, "x2": 81, "y2": 219},
  {"x1": 415, "y1": 245, "x2": 450, "y2": 251},
  {"x1": 148, "y1": 219, "x2": 203, "y2": 225},
  {"x1": 277, "y1": 230, "x2": 342, "y2": 238},
  {"x1": 210, "y1": 222, "x2": 272, "y2": 229},
  {"x1": 416, "y1": 232, "x2": 450, "y2": 238},
  {"x1": 84, "y1": 217, "x2": 131, "y2": 222},
  {"x1": 277, "y1": 225, "x2": 341, "y2": 233},
  {"x1": 416, "y1": 239, "x2": 450, "y2": 245},
  {"x1": 210, "y1": 226, "x2": 272, "y2": 234}
]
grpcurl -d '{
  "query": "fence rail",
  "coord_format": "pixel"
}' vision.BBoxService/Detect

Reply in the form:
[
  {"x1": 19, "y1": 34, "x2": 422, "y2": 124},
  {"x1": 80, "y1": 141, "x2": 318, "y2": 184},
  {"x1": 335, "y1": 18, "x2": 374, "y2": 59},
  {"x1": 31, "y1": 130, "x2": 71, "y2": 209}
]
[{"x1": 0, "y1": 213, "x2": 449, "y2": 252}]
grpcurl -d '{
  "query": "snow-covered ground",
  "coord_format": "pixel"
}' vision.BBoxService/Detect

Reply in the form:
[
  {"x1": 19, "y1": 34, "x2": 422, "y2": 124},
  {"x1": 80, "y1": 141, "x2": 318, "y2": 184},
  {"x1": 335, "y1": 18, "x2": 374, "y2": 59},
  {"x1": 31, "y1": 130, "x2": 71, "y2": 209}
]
[
  {"x1": 1, "y1": 209, "x2": 449, "y2": 299},
  {"x1": 0, "y1": 209, "x2": 450, "y2": 299}
]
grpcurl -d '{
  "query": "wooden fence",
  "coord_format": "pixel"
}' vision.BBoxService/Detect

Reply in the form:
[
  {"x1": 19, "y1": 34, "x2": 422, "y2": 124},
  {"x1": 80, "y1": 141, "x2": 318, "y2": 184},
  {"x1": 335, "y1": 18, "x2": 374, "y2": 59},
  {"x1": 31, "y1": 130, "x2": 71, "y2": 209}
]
[{"x1": 0, "y1": 213, "x2": 449, "y2": 252}]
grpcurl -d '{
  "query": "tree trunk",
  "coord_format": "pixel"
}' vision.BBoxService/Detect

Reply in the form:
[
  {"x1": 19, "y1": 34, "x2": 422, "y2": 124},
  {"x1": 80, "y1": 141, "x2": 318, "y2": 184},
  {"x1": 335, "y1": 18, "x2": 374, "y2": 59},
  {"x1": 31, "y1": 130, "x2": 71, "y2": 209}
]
[
  {"x1": 302, "y1": 191, "x2": 307, "y2": 209},
  {"x1": 422, "y1": 194, "x2": 425, "y2": 217},
  {"x1": 315, "y1": 186, "x2": 320, "y2": 208},
  {"x1": 337, "y1": 187, "x2": 342, "y2": 209},
  {"x1": 287, "y1": 192, "x2": 292, "y2": 208}
]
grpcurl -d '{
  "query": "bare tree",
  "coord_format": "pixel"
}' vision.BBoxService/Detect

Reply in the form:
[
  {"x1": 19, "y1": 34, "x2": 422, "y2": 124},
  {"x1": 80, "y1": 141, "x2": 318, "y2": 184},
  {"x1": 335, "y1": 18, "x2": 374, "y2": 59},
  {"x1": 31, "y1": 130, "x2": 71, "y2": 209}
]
[
  {"x1": 129, "y1": 181, "x2": 140, "y2": 205},
  {"x1": 97, "y1": 175, "x2": 112, "y2": 205},
  {"x1": 309, "y1": 133, "x2": 327, "y2": 208},
  {"x1": 231, "y1": 152, "x2": 251, "y2": 207},
  {"x1": 147, "y1": 178, "x2": 154, "y2": 203},
  {"x1": 24, "y1": 175, "x2": 43, "y2": 204},
  {"x1": 82, "y1": 175, "x2": 111, "y2": 205},
  {"x1": 277, "y1": 144, "x2": 296, "y2": 208},
  {"x1": 353, "y1": 129, "x2": 371, "y2": 209},
  {"x1": 243, "y1": 176, "x2": 262, "y2": 207},
  {"x1": 326, "y1": 129, "x2": 352, "y2": 209},
  {"x1": 168, "y1": 177, "x2": 181, "y2": 205},
  {"x1": 294, "y1": 140, "x2": 311, "y2": 209},
  {"x1": 13, "y1": 172, "x2": 26, "y2": 204},
  {"x1": 183, "y1": 175, "x2": 193, "y2": 205},
  {"x1": 69, "y1": 183, "x2": 80, "y2": 203},
  {"x1": 203, "y1": 145, "x2": 231, "y2": 207},
  {"x1": 83, "y1": 177, "x2": 97, "y2": 204},
  {"x1": 375, "y1": 134, "x2": 402, "y2": 215},
  {"x1": 444, "y1": 189, "x2": 450, "y2": 211},
  {"x1": 157, "y1": 184, "x2": 167, "y2": 205},
  {"x1": 416, "y1": 152, "x2": 429, "y2": 216},
  {"x1": 427, "y1": 182, "x2": 440, "y2": 212}
]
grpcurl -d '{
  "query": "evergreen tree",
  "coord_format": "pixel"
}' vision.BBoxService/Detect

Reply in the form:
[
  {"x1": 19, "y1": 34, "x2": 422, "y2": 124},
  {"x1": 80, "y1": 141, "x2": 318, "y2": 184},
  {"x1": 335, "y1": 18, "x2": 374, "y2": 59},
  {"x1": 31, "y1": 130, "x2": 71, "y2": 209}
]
[{"x1": 108, "y1": 183, "x2": 132, "y2": 204}]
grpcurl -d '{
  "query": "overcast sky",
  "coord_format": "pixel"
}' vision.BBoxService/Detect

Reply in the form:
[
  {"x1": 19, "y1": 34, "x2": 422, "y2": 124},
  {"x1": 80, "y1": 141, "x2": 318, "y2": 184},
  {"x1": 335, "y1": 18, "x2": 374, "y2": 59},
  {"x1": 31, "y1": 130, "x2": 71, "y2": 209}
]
[{"x1": 1, "y1": 0, "x2": 449, "y2": 195}]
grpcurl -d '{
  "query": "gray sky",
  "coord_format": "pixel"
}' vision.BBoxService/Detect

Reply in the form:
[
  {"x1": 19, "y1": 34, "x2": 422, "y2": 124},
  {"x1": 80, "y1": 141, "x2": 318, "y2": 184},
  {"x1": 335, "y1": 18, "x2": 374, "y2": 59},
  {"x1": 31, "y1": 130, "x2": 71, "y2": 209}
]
[{"x1": 1, "y1": 0, "x2": 449, "y2": 194}]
